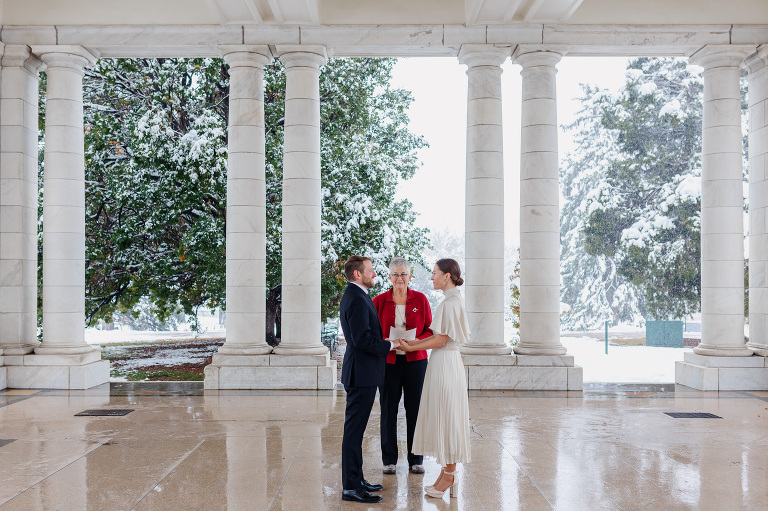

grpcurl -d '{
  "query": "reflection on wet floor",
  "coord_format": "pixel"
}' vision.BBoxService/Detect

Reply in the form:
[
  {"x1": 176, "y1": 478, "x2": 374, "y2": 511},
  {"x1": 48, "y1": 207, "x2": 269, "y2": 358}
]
[{"x1": 1, "y1": 383, "x2": 766, "y2": 510}]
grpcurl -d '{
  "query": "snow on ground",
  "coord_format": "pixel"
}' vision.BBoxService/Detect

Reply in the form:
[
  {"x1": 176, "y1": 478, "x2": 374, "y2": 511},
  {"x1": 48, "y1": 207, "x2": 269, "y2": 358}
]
[
  {"x1": 90, "y1": 319, "x2": 692, "y2": 384},
  {"x1": 86, "y1": 328, "x2": 225, "y2": 345},
  {"x1": 561, "y1": 336, "x2": 685, "y2": 383},
  {"x1": 86, "y1": 314, "x2": 224, "y2": 345},
  {"x1": 104, "y1": 344, "x2": 219, "y2": 371}
]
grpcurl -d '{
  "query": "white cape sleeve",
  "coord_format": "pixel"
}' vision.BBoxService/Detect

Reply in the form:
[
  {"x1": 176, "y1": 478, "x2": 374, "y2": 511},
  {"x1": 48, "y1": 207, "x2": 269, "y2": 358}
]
[{"x1": 430, "y1": 297, "x2": 471, "y2": 345}]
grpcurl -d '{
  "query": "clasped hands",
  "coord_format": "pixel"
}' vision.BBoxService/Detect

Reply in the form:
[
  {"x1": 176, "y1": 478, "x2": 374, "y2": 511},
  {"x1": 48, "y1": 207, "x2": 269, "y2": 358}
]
[{"x1": 387, "y1": 338, "x2": 415, "y2": 352}]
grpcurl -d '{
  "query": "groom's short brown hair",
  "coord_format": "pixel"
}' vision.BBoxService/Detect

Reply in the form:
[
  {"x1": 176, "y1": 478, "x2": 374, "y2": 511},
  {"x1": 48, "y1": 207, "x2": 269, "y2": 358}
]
[{"x1": 344, "y1": 255, "x2": 371, "y2": 281}]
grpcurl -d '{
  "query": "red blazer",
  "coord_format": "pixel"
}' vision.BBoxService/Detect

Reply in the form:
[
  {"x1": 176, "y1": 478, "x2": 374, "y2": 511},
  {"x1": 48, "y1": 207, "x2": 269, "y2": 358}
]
[{"x1": 372, "y1": 288, "x2": 432, "y2": 364}]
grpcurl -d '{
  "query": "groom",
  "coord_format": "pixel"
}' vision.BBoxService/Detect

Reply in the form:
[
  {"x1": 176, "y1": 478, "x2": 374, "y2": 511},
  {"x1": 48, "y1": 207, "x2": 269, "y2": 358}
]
[{"x1": 339, "y1": 255, "x2": 400, "y2": 504}]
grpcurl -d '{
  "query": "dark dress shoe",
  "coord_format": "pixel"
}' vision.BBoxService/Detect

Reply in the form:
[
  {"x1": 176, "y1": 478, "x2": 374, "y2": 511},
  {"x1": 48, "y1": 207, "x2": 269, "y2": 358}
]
[
  {"x1": 362, "y1": 479, "x2": 383, "y2": 492},
  {"x1": 342, "y1": 488, "x2": 382, "y2": 503}
]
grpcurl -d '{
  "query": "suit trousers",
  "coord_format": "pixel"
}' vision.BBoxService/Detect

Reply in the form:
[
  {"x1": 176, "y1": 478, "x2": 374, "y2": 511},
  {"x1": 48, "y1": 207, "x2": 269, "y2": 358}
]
[
  {"x1": 342, "y1": 385, "x2": 377, "y2": 490},
  {"x1": 379, "y1": 356, "x2": 428, "y2": 467}
]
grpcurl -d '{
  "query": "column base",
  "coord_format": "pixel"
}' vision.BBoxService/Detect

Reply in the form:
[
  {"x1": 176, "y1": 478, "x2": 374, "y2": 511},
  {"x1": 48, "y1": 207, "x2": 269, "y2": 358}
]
[
  {"x1": 2, "y1": 344, "x2": 38, "y2": 355},
  {"x1": 747, "y1": 343, "x2": 768, "y2": 357},
  {"x1": 693, "y1": 343, "x2": 754, "y2": 357},
  {"x1": 272, "y1": 344, "x2": 329, "y2": 356},
  {"x1": 216, "y1": 344, "x2": 273, "y2": 356},
  {"x1": 513, "y1": 343, "x2": 567, "y2": 356},
  {"x1": 204, "y1": 353, "x2": 336, "y2": 389},
  {"x1": 6, "y1": 358, "x2": 109, "y2": 389},
  {"x1": 27, "y1": 349, "x2": 103, "y2": 365},
  {"x1": 462, "y1": 354, "x2": 582, "y2": 390},
  {"x1": 675, "y1": 352, "x2": 768, "y2": 390},
  {"x1": 460, "y1": 344, "x2": 512, "y2": 356}
]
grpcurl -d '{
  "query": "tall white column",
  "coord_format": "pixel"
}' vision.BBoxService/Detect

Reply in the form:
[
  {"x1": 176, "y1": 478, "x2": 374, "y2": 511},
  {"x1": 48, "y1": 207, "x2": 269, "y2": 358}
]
[
  {"x1": 746, "y1": 45, "x2": 768, "y2": 357},
  {"x1": 272, "y1": 45, "x2": 328, "y2": 356},
  {"x1": 0, "y1": 45, "x2": 43, "y2": 357},
  {"x1": 691, "y1": 45, "x2": 754, "y2": 357},
  {"x1": 216, "y1": 46, "x2": 273, "y2": 357},
  {"x1": 459, "y1": 44, "x2": 512, "y2": 356},
  {"x1": 513, "y1": 47, "x2": 567, "y2": 356},
  {"x1": 33, "y1": 46, "x2": 101, "y2": 361}
]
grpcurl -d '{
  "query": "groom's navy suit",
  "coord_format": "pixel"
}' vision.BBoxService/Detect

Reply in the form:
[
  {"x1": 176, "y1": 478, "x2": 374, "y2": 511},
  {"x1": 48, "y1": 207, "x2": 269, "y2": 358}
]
[{"x1": 340, "y1": 282, "x2": 392, "y2": 490}]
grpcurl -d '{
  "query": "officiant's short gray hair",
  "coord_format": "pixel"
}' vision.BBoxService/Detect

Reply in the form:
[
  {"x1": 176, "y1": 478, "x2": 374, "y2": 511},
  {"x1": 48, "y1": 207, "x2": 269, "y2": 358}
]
[{"x1": 388, "y1": 257, "x2": 411, "y2": 273}]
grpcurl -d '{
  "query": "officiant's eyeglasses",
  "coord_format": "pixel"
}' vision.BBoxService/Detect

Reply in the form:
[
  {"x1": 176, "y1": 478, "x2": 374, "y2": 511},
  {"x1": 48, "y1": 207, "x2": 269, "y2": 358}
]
[{"x1": 390, "y1": 273, "x2": 410, "y2": 279}]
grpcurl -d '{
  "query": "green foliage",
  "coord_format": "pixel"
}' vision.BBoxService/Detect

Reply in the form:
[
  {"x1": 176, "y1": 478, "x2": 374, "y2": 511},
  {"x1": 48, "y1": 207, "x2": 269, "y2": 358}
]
[
  {"x1": 38, "y1": 57, "x2": 428, "y2": 325},
  {"x1": 574, "y1": 58, "x2": 706, "y2": 321},
  {"x1": 583, "y1": 208, "x2": 628, "y2": 257},
  {"x1": 508, "y1": 248, "x2": 520, "y2": 329},
  {"x1": 78, "y1": 58, "x2": 228, "y2": 324},
  {"x1": 565, "y1": 57, "x2": 748, "y2": 322}
]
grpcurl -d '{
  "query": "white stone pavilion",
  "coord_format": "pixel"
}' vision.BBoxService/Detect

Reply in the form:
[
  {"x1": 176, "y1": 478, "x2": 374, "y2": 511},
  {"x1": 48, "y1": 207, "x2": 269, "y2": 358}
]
[{"x1": 0, "y1": 0, "x2": 766, "y2": 391}]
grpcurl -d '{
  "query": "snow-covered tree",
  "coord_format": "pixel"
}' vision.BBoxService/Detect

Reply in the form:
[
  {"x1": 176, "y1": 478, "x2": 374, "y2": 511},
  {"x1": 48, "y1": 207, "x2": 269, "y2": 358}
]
[
  {"x1": 562, "y1": 58, "x2": 709, "y2": 328},
  {"x1": 562, "y1": 57, "x2": 749, "y2": 329},
  {"x1": 38, "y1": 57, "x2": 428, "y2": 325},
  {"x1": 264, "y1": 59, "x2": 429, "y2": 318}
]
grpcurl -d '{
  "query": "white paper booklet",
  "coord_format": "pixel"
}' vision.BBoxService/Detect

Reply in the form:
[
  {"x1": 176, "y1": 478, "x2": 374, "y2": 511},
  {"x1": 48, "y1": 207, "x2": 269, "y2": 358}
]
[{"x1": 389, "y1": 327, "x2": 416, "y2": 353}]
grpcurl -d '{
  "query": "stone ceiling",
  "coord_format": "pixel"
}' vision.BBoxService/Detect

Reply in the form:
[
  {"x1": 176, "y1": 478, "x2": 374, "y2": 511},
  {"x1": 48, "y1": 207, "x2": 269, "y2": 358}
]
[{"x1": 1, "y1": 0, "x2": 766, "y2": 26}]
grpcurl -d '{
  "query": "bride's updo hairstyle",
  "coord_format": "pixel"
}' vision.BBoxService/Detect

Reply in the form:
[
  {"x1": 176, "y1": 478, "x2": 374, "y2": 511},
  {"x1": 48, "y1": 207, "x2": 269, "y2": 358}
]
[{"x1": 436, "y1": 258, "x2": 464, "y2": 287}]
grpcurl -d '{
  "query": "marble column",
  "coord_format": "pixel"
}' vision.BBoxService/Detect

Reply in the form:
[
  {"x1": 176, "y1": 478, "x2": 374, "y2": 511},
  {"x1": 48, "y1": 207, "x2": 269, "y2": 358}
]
[
  {"x1": 0, "y1": 45, "x2": 43, "y2": 359},
  {"x1": 215, "y1": 46, "x2": 273, "y2": 359},
  {"x1": 676, "y1": 45, "x2": 768, "y2": 391},
  {"x1": 691, "y1": 45, "x2": 754, "y2": 358},
  {"x1": 12, "y1": 46, "x2": 109, "y2": 389},
  {"x1": 513, "y1": 47, "x2": 567, "y2": 357},
  {"x1": 272, "y1": 45, "x2": 328, "y2": 357},
  {"x1": 459, "y1": 44, "x2": 513, "y2": 357},
  {"x1": 35, "y1": 47, "x2": 99, "y2": 359},
  {"x1": 746, "y1": 45, "x2": 768, "y2": 357}
]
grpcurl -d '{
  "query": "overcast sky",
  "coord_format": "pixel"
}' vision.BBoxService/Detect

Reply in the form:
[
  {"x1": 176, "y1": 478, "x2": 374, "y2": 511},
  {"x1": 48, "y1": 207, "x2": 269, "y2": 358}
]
[{"x1": 390, "y1": 56, "x2": 630, "y2": 247}]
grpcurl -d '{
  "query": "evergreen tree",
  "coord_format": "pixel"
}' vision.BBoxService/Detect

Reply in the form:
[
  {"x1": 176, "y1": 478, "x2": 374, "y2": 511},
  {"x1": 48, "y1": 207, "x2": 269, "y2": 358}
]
[
  {"x1": 38, "y1": 57, "x2": 428, "y2": 325},
  {"x1": 561, "y1": 57, "x2": 748, "y2": 328}
]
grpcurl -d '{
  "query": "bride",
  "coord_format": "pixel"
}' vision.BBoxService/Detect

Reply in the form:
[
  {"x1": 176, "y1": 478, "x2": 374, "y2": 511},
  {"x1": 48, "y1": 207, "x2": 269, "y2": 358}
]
[{"x1": 399, "y1": 258, "x2": 471, "y2": 499}]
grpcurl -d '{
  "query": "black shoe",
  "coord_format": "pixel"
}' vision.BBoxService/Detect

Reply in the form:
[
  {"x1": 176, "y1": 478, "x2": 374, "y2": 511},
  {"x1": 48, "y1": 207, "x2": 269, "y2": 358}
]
[
  {"x1": 362, "y1": 479, "x2": 383, "y2": 492},
  {"x1": 342, "y1": 488, "x2": 382, "y2": 503}
]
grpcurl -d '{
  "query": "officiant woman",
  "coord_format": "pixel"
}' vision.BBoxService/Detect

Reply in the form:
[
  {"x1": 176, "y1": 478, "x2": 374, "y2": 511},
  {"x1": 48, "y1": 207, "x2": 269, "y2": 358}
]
[{"x1": 373, "y1": 257, "x2": 433, "y2": 475}]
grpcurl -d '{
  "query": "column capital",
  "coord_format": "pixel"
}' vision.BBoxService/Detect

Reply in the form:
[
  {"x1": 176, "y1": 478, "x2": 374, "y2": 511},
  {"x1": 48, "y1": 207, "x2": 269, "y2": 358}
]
[
  {"x1": 1, "y1": 44, "x2": 44, "y2": 74},
  {"x1": 689, "y1": 44, "x2": 756, "y2": 70},
  {"x1": 745, "y1": 44, "x2": 768, "y2": 75},
  {"x1": 275, "y1": 45, "x2": 327, "y2": 69},
  {"x1": 512, "y1": 45, "x2": 566, "y2": 68},
  {"x1": 31, "y1": 45, "x2": 99, "y2": 72},
  {"x1": 458, "y1": 44, "x2": 511, "y2": 68},
  {"x1": 219, "y1": 45, "x2": 273, "y2": 68}
]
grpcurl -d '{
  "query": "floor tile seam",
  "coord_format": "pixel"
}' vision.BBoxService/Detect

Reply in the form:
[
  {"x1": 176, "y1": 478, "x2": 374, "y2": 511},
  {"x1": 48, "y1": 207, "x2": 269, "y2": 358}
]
[
  {"x1": 130, "y1": 438, "x2": 206, "y2": 511},
  {"x1": 268, "y1": 435, "x2": 304, "y2": 511},
  {"x1": 1, "y1": 439, "x2": 106, "y2": 506},
  {"x1": 461, "y1": 470, "x2": 487, "y2": 511},
  {"x1": 494, "y1": 438, "x2": 555, "y2": 510},
  {"x1": 543, "y1": 439, "x2": 629, "y2": 511},
  {"x1": 196, "y1": 469, "x2": 229, "y2": 511},
  {"x1": 0, "y1": 395, "x2": 37, "y2": 409},
  {"x1": 735, "y1": 390, "x2": 768, "y2": 403}
]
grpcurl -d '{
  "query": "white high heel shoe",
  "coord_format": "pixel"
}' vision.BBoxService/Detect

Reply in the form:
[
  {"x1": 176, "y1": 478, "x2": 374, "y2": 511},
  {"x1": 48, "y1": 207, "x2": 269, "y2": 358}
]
[
  {"x1": 424, "y1": 470, "x2": 457, "y2": 499},
  {"x1": 425, "y1": 466, "x2": 445, "y2": 492}
]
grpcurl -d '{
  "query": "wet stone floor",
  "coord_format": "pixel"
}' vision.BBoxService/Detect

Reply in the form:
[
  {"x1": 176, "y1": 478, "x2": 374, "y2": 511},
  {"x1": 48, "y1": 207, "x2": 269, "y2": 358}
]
[{"x1": 1, "y1": 383, "x2": 767, "y2": 510}]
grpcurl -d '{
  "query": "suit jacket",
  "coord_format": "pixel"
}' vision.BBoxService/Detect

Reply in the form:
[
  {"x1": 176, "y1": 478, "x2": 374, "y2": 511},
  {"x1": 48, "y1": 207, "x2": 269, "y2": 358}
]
[{"x1": 340, "y1": 283, "x2": 392, "y2": 388}]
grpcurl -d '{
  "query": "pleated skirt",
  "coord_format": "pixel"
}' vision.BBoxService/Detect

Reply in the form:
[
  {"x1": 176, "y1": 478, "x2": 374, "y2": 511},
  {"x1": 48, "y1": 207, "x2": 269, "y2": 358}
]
[{"x1": 411, "y1": 345, "x2": 471, "y2": 466}]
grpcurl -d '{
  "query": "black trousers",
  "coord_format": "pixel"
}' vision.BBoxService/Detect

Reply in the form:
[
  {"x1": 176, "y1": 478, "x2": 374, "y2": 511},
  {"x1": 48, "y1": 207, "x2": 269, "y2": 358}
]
[
  {"x1": 342, "y1": 385, "x2": 377, "y2": 490},
  {"x1": 379, "y1": 356, "x2": 428, "y2": 467}
]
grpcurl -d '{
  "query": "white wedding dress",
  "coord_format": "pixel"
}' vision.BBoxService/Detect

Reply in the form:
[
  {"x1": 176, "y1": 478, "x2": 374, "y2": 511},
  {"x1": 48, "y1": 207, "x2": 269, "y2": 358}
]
[{"x1": 411, "y1": 288, "x2": 471, "y2": 465}]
